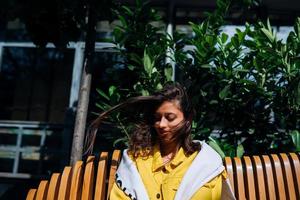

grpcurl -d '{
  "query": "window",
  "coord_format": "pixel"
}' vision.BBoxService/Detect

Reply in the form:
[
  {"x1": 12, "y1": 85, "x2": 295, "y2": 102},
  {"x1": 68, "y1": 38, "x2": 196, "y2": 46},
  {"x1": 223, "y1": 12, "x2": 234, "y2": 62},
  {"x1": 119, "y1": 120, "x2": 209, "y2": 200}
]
[{"x1": 0, "y1": 46, "x2": 74, "y2": 123}]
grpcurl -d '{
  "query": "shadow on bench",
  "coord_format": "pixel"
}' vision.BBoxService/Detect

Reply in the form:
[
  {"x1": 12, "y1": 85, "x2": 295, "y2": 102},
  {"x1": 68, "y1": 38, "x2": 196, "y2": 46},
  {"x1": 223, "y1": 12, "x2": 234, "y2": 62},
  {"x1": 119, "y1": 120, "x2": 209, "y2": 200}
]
[{"x1": 26, "y1": 151, "x2": 300, "y2": 200}]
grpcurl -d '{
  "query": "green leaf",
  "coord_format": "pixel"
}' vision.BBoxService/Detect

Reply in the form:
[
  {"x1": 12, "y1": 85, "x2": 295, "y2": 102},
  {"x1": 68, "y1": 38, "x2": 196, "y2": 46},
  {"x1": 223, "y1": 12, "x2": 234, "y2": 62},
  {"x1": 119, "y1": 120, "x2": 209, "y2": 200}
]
[
  {"x1": 231, "y1": 36, "x2": 239, "y2": 48},
  {"x1": 244, "y1": 40, "x2": 257, "y2": 48},
  {"x1": 261, "y1": 28, "x2": 275, "y2": 43},
  {"x1": 209, "y1": 100, "x2": 218, "y2": 104},
  {"x1": 267, "y1": 18, "x2": 272, "y2": 32},
  {"x1": 294, "y1": 17, "x2": 300, "y2": 39},
  {"x1": 236, "y1": 29, "x2": 245, "y2": 43},
  {"x1": 205, "y1": 35, "x2": 215, "y2": 46},
  {"x1": 118, "y1": 15, "x2": 128, "y2": 28},
  {"x1": 191, "y1": 121, "x2": 198, "y2": 129},
  {"x1": 216, "y1": 0, "x2": 226, "y2": 9},
  {"x1": 122, "y1": 6, "x2": 134, "y2": 16},
  {"x1": 90, "y1": 111, "x2": 100, "y2": 116},
  {"x1": 109, "y1": 86, "x2": 117, "y2": 96},
  {"x1": 219, "y1": 85, "x2": 231, "y2": 99},
  {"x1": 128, "y1": 65, "x2": 135, "y2": 71},
  {"x1": 113, "y1": 137, "x2": 128, "y2": 147},
  {"x1": 164, "y1": 67, "x2": 173, "y2": 81},
  {"x1": 152, "y1": 67, "x2": 158, "y2": 73},
  {"x1": 221, "y1": 33, "x2": 228, "y2": 43},
  {"x1": 290, "y1": 130, "x2": 300, "y2": 151},
  {"x1": 200, "y1": 90, "x2": 207, "y2": 97},
  {"x1": 141, "y1": 89, "x2": 149, "y2": 96},
  {"x1": 200, "y1": 64, "x2": 212, "y2": 69},
  {"x1": 143, "y1": 51, "x2": 154, "y2": 77},
  {"x1": 156, "y1": 83, "x2": 163, "y2": 90},
  {"x1": 96, "y1": 88, "x2": 109, "y2": 101},
  {"x1": 95, "y1": 102, "x2": 111, "y2": 110},
  {"x1": 236, "y1": 144, "x2": 244, "y2": 157},
  {"x1": 133, "y1": 82, "x2": 142, "y2": 92},
  {"x1": 95, "y1": 103, "x2": 106, "y2": 110},
  {"x1": 208, "y1": 137, "x2": 226, "y2": 159}
]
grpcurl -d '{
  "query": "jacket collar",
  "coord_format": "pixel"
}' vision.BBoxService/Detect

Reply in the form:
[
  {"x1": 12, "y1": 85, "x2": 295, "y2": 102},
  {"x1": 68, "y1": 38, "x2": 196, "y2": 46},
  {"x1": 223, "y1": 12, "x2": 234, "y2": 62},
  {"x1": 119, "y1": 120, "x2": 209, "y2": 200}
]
[{"x1": 152, "y1": 144, "x2": 186, "y2": 172}]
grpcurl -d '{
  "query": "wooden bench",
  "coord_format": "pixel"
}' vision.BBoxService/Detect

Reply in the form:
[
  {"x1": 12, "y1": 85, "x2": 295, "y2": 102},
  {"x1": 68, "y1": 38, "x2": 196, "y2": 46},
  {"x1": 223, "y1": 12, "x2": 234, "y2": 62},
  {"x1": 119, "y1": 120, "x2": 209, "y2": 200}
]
[{"x1": 26, "y1": 151, "x2": 300, "y2": 200}]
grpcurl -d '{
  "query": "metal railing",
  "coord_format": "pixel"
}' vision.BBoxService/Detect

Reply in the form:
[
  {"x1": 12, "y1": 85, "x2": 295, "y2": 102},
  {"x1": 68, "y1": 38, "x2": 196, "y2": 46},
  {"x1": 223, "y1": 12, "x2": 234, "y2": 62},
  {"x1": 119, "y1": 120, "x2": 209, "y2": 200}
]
[{"x1": 0, "y1": 120, "x2": 64, "y2": 178}]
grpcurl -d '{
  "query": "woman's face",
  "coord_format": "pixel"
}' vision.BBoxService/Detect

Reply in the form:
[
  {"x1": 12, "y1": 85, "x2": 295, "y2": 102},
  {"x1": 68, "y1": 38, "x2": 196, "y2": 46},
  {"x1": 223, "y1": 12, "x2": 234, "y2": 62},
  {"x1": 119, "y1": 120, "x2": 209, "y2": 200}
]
[{"x1": 154, "y1": 100, "x2": 184, "y2": 144}]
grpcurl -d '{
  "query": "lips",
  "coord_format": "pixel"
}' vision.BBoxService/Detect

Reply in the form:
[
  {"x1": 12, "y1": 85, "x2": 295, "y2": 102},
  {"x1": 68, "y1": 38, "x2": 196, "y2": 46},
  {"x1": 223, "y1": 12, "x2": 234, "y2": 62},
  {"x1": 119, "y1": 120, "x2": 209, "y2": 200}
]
[{"x1": 157, "y1": 130, "x2": 170, "y2": 137}]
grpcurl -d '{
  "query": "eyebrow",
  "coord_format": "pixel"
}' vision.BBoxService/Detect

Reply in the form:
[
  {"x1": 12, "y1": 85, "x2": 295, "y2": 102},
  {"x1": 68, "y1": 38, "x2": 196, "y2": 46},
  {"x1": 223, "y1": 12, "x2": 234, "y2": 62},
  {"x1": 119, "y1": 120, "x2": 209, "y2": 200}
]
[
  {"x1": 165, "y1": 113, "x2": 176, "y2": 116},
  {"x1": 154, "y1": 112, "x2": 177, "y2": 116}
]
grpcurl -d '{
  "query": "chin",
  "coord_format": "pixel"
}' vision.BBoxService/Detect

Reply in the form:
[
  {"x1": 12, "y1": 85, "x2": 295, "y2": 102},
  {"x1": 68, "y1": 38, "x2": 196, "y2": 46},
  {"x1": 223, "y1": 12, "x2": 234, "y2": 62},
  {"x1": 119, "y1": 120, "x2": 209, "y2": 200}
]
[{"x1": 158, "y1": 137, "x2": 173, "y2": 144}]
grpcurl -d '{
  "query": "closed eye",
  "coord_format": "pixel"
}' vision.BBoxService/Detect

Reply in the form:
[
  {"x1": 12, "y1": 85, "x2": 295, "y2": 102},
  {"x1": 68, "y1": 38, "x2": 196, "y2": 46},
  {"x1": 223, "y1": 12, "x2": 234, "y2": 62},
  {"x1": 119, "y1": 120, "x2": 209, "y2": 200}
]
[{"x1": 165, "y1": 113, "x2": 176, "y2": 121}]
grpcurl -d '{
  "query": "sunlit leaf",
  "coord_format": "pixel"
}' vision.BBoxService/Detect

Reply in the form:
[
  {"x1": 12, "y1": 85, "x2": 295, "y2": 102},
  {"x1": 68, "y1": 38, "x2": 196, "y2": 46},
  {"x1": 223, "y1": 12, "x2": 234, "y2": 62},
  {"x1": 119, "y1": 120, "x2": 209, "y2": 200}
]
[
  {"x1": 109, "y1": 86, "x2": 117, "y2": 96},
  {"x1": 208, "y1": 137, "x2": 226, "y2": 158},
  {"x1": 143, "y1": 51, "x2": 154, "y2": 77},
  {"x1": 261, "y1": 28, "x2": 274, "y2": 43},
  {"x1": 164, "y1": 67, "x2": 173, "y2": 81},
  {"x1": 141, "y1": 89, "x2": 149, "y2": 96},
  {"x1": 236, "y1": 144, "x2": 244, "y2": 157}
]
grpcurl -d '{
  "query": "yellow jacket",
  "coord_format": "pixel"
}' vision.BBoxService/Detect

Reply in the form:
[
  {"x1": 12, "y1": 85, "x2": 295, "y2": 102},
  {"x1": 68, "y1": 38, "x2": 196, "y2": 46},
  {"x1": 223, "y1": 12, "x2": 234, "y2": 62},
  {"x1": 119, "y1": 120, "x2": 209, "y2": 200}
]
[{"x1": 110, "y1": 142, "x2": 235, "y2": 200}]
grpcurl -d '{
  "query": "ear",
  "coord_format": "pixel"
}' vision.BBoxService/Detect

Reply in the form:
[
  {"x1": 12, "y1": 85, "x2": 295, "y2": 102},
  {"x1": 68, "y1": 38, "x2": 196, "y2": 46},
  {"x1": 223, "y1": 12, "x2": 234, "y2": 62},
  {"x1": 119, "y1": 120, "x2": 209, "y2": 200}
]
[{"x1": 185, "y1": 121, "x2": 191, "y2": 127}]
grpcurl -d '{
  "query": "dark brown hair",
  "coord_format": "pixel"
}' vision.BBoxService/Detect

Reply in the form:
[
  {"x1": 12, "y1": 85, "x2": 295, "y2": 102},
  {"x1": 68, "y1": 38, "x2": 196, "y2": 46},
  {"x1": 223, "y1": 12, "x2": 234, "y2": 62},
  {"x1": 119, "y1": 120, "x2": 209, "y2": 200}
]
[{"x1": 84, "y1": 82, "x2": 201, "y2": 157}]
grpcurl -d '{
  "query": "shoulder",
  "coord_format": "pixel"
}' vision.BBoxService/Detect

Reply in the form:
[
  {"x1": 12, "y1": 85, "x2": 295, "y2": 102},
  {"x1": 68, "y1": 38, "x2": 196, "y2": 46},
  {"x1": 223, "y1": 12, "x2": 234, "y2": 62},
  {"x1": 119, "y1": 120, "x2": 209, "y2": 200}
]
[
  {"x1": 194, "y1": 141, "x2": 222, "y2": 160},
  {"x1": 190, "y1": 141, "x2": 224, "y2": 172},
  {"x1": 122, "y1": 149, "x2": 153, "y2": 164}
]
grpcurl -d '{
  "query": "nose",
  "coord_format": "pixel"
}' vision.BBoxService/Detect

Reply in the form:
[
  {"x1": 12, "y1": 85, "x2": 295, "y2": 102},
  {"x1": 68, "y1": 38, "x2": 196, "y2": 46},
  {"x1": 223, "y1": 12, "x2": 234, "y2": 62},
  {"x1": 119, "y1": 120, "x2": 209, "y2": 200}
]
[{"x1": 158, "y1": 117, "x2": 167, "y2": 128}]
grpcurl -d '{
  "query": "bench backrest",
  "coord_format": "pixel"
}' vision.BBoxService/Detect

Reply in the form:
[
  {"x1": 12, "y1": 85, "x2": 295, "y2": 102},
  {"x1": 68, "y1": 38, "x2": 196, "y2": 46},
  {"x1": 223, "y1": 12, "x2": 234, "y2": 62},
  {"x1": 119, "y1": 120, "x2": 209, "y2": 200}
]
[
  {"x1": 26, "y1": 152, "x2": 300, "y2": 200},
  {"x1": 224, "y1": 153, "x2": 300, "y2": 200}
]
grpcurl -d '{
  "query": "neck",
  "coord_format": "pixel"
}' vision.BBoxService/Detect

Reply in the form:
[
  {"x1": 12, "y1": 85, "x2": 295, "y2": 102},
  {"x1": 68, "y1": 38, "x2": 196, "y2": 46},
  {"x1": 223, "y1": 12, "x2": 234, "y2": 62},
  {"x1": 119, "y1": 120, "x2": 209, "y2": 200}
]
[{"x1": 159, "y1": 141, "x2": 180, "y2": 157}]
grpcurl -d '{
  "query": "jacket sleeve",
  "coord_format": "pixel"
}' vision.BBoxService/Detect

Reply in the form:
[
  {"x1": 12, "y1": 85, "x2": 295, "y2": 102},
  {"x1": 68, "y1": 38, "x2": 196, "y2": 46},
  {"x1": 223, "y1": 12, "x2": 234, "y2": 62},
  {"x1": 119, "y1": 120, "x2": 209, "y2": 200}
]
[{"x1": 109, "y1": 182, "x2": 132, "y2": 200}]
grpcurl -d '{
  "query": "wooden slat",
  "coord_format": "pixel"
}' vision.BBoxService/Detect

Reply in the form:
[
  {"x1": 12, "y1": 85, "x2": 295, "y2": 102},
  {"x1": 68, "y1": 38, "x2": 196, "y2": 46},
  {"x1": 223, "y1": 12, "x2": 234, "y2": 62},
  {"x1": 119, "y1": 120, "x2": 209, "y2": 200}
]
[
  {"x1": 280, "y1": 153, "x2": 297, "y2": 200},
  {"x1": 261, "y1": 155, "x2": 276, "y2": 200},
  {"x1": 46, "y1": 173, "x2": 61, "y2": 200},
  {"x1": 233, "y1": 157, "x2": 246, "y2": 200},
  {"x1": 107, "y1": 150, "x2": 121, "y2": 199},
  {"x1": 224, "y1": 157, "x2": 235, "y2": 193},
  {"x1": 271, "y1": 154, "x2": 286, "y2": 200},
  {"x1": 36, "y1": 180, "x2": 49, "y2": 200},
  {"x1": 252, "y1": 156, "x2": 267, "y2": 200},
  {"x1": 289, "y1": 153, "x2": 300, "y2": 198},
  {"x1": 57, "y1": 166, "x2": 72, "y2": 200},
  {"x1": 244, "y1": 156, "x2": 256, "y2": 200},
  {"x1": 81, "y1": 156, "x2": 95, "y2": 200},
  {"x1": 94, "y1": 152, "x2": 108, "y2": 200},
  {"x1": 70, "y1": 161, "x2": 84, "y2": 200},
  {"x1": 26, "y1": 189, "x2": 37, "y2": 200}
]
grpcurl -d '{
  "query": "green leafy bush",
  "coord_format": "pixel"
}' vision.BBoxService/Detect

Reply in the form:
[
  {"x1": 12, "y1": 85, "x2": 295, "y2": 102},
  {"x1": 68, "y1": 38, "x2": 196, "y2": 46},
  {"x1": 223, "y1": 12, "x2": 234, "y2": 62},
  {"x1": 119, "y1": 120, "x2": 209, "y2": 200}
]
[
  {"x1": 177, "y1": 5, "x2": 300, "y2": 155},
  {"x1": 94, "y1": 0, "x2": 299, "y2": 155}
]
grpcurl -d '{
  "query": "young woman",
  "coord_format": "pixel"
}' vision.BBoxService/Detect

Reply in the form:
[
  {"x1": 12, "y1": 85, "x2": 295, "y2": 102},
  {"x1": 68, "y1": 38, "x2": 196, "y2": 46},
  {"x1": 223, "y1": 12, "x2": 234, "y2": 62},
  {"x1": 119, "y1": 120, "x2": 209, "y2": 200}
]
[{"x1": 85, "y1": 82, "x2": 235, "y2": 200}]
